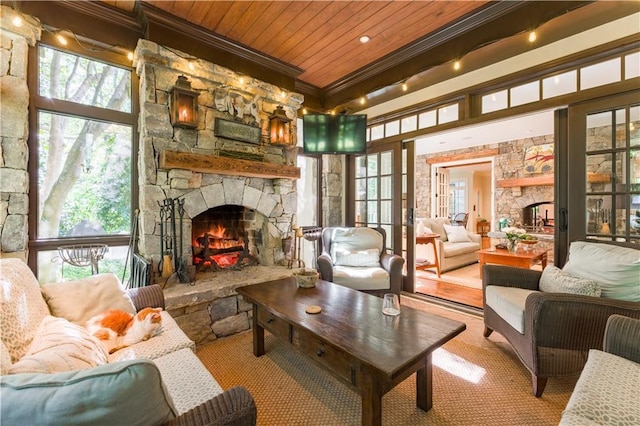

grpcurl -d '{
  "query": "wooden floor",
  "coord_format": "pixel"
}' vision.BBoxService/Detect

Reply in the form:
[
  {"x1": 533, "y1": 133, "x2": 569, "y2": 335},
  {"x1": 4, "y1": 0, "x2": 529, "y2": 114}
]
[{"x1": 414, "y1": 271, "x2": 483, "y2": 309}]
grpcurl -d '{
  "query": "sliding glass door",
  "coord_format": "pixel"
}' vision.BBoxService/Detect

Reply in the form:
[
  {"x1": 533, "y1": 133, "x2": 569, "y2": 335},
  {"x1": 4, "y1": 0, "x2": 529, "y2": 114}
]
[
  {"x1": 350, "y1": 140, "x2": 414, "y2": 292},
  {"x1": 557, "y1": 90, "x2": 640, "y2": 264}
]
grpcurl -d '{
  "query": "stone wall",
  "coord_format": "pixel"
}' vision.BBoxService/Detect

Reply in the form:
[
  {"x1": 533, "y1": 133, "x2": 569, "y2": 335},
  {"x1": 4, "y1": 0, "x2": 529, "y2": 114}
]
[
  {"x1": 416, "y1": 135, "x2": 555, "y2": 226},
  {"x1": 133, "y1": 39, "x2": 304, "y2": 280},
  {"x1": 0, "y1": 8, "x2": 40, "y2": 260},
  {"x1": 322, "y1": 155, "x2": 344, "y2": 226}
]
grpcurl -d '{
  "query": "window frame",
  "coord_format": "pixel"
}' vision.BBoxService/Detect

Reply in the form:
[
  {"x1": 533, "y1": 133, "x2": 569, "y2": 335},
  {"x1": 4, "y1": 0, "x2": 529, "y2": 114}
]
[{"x1": 27, "y1": 33, "x2": 139, "y2": 276}]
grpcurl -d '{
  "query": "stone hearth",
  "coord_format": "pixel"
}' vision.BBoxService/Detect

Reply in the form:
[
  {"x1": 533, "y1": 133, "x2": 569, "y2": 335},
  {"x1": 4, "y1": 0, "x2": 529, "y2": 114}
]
[{"x1": 164, "y1": 265, "x2": 297, "y2": 346}]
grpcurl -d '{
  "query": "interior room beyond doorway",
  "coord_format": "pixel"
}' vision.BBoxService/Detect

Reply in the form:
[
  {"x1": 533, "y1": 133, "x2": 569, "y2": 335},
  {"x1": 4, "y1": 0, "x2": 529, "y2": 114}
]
[{"x1": 413, "y1": 110, "x2": 556, "y2": 308}]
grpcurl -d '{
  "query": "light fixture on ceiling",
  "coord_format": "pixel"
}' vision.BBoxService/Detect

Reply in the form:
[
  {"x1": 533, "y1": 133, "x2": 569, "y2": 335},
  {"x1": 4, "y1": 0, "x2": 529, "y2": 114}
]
[
  {"x1": 402, "y1": 82, "x2": 408, "y2": 92},
  {"x1": 359, "y1": 97, "x2": 365, "y2": 105},
  {"x1": 359, "y1": 35, "x2": 370, "y2": 44},
  {"x1": 302, "y1": 108, "x2": 308, "y2": 115},
  {"x1": 239, "y1": 76, "x2": 245, "y2": 85},
  {"x1": 12, "y1": 15, "x2": 22, "y2": 27},
  {"x1": 280, "y1": 91, "x2": 286, "y2": 99},
  {"x1": 127, "y1": 51, "x2": 134, "y2": 61},
  {"x1": 188, "y1": 61, "x2": 195, "y2": 71},
  {"x1": 528, "y1": 31, "x2": 537, "y2": 43},
  {"x1": 453, "y1": 61, "x2": 461, "y2": 71}
]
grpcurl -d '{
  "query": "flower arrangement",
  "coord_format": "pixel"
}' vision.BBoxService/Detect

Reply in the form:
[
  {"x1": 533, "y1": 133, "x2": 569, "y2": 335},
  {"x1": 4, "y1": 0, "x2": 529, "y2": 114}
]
[{"x1": 502, "y1": 227, "x2": 526, "y2": 252}]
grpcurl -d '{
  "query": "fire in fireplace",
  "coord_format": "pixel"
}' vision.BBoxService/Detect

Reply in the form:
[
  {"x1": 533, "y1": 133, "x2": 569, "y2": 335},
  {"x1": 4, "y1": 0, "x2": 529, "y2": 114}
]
[{"x1": 192, "y1": 206, "x2": 259, "y2": 271}]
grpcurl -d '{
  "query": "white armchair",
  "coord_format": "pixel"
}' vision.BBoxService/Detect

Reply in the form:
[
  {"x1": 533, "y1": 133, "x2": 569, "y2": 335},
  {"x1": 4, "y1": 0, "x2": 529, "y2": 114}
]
[{"x1": 317, "y1": 227, "x2": 404, "y2": 297}]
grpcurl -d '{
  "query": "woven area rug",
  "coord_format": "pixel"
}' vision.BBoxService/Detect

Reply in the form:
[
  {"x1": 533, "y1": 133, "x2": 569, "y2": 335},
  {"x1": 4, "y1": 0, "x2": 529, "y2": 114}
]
[
  {"x1": 433, "y1": 264, "x2": 482, "y2": 289},
  {"x1": 197, "y1": 297, "x2": 577, "y2": 425}
]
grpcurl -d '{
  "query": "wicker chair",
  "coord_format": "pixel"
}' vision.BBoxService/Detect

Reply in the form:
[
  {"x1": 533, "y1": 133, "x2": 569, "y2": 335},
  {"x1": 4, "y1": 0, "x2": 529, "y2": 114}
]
[
  {"x1": 482, "y1": 240, "x2": 640, "y2": 397},
  {"x1": 451, "y1": 212, "x2": 469, "y2": 228},
  {"x1": 317, "y1": 227, "x2": 404, "y2": 297}
]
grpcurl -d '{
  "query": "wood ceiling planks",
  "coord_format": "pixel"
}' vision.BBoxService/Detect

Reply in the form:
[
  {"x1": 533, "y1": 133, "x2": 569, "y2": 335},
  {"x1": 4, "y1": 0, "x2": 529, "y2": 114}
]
[{"x1": 140, "y1": 0, "x2": 488, "y2": 88}]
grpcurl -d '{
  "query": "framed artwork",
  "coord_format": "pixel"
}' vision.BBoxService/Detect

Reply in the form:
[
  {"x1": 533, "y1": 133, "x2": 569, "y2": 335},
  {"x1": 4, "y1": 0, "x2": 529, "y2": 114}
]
[{"x1": 523, "y1": 143, "x2": 554, "y2": 174}]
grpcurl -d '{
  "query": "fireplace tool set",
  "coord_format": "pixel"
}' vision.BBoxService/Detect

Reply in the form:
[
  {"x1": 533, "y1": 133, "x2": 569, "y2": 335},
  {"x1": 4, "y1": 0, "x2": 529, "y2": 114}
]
[{"x1": 158, "y1": 197, "x2": 192, "y2": 285}]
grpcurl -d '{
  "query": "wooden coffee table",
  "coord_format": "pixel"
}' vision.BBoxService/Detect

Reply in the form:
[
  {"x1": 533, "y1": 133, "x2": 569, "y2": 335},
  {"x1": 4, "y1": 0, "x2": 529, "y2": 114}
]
[
  {"x1": 478, "y1": 246, "x2": 549, "y2": 278},
  {"x1": 237, "y1": 278, "x2": 466, "y2": 426}
]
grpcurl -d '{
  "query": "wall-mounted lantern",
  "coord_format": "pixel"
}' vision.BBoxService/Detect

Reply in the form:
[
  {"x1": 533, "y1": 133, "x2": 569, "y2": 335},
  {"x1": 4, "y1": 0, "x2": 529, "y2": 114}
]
[
  {"x1": 170, "y1": 75, "x2": 199, "y2": 129},
  {"x1": 269, "y1": 105, "x2": 292, "y2": 145}
]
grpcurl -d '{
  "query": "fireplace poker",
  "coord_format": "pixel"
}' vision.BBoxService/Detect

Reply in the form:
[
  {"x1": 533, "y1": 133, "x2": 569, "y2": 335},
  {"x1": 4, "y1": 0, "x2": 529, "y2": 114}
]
[
  {"x1": 176, "y1": 198, "x2": 191, "y2": 284},
  {"x1": 160, "y1": 199, "x2": 174, "y2": 278},
  {"x1": 158, "y1": 202, "x2": 165, "y2": 275}
]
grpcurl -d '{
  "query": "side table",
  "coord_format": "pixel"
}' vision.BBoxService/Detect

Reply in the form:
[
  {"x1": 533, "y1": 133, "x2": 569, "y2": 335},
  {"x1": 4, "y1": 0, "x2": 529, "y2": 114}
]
[{"x1": 416, "y1": 234, "x2": 441, "y2": 278}]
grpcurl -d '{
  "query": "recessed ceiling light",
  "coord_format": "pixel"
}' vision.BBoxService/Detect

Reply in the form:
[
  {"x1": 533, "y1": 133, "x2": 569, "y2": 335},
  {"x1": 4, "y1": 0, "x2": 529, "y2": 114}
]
[
  {"x1": 453, "y1": 61, "x2": 461, "y2": 71},
  {"x1": 528, "y1": 31, "x2": 537, "y2": 43},
  {"x1": 359, "y1": 97, "x2": 366, "y2": 105},
  {"x1": 402, "y1": 83, "x2": 408, "y2": 92},
  {"x1": 359, "y1": 35, "x2": 370, "y2": 44}
]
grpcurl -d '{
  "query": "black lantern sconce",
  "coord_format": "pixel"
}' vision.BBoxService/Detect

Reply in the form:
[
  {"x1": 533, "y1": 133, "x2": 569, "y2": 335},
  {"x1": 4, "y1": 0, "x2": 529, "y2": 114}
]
[
  {"x1": 170, "y1": 76, "x2": 199, "y2": 129},
  {"x1": 269, "y1": 105, "x2": 292, "y2": 145}
]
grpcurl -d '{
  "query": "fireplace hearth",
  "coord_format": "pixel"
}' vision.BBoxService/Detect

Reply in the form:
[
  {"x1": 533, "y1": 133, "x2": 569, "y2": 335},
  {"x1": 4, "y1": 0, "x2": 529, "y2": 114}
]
[{"x1": 192, "y1": 205, "x2": 261, "y2": 271}]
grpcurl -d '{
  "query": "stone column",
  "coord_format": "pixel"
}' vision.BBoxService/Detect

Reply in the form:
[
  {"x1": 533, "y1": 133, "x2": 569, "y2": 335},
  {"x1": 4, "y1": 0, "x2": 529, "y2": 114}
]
[
  {"x1": 0, "y1": 7, "x2": 40, "y2": 260},
  {"x1": 323, "y1": 155, "x2": 344, "y2": 226}
]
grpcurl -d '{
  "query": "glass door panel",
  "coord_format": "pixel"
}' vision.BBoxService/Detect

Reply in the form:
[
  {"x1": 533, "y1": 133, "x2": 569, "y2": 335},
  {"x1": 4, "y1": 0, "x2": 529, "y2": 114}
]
[
  {"x1": 351, "y1": 140, "x2": 408, "y2": 289},
  {"x1": 565, "y1": 90, "x2": 640, "y2": 250}
]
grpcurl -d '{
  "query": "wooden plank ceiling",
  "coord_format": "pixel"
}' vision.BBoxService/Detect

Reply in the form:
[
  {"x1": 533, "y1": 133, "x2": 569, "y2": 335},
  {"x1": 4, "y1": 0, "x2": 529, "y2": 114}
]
[{"x1": 101, "y1": 1, "x2": 488, "y2": 89}]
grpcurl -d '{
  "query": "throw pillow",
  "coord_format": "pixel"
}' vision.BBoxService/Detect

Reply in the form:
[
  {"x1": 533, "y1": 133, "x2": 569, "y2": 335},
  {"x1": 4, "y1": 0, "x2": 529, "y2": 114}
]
[
  {"x1": 334, "y1": 248, "x2": 381, "y2": 267},
  {"x1": 41, "y1": 273, "x2": 136, "y2": 325},
  {"x1": 8, "y1": 316, "x2": 108, "y2": 375},
  {"x1": 563, "y1": 241, "x2": 640, "y2": 301},
  {"x1": 0, "y1": 258, "x2": 50, "y2": 363},
  {"x1": 422, "y1": 218, "x2": 448, "y2": 241},
  {"x1": 443, "y1": 224, "x2": 471, "y2": 243},
  {"x1": 329, "y1": 228, "x2": 383, "y2": 260},
  {"x1": 0, "y1": 341, "x2": 11, "y2": 375},
  {"x1": 539, "y1": 265, "x2": 601, "y2": 297},
  {"x1": 0, "y1": 359, "x2": 177, "y2": 425}
]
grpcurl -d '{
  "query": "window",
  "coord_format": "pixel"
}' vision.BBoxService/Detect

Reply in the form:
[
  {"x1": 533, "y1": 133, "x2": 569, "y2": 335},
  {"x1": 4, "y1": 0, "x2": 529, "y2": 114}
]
[
  {"x1": 30, "y1": 43, "x2": 135, "y2": 282},
  {"x1": 449, "y1": 179, "x2": 467, "y2": 216}
]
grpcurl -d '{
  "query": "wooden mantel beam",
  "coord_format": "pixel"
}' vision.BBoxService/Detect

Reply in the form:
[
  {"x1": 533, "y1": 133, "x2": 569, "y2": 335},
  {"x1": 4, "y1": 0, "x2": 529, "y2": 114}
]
[
  {"x1": 497, "y1": 172, "x2": 610, "y2": 188},
  {"x1": 497, "y1": 175, "x2": 554, "y2": 188},
  {"x1": 159, "y1": 150, "x2": 300, "y2": 180}
]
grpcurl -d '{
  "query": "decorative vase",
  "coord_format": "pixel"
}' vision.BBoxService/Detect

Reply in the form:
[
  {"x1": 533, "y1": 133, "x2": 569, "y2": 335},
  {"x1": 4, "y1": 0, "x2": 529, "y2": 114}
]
[{"x1": 507, "y1": 239, "x2": 519, "y2": 253}]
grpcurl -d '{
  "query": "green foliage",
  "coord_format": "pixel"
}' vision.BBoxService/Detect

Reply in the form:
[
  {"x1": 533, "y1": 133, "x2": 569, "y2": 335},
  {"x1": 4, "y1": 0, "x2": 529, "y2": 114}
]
[{"x1": 60, "y1": 258, "x2": 130, "y2": 282}]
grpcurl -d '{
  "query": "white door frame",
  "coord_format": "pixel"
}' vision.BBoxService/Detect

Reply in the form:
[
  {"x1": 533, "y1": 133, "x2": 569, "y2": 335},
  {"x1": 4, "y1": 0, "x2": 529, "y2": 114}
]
[{"x1": 430, "y1": 156, "x2": 496, "y2": 227}]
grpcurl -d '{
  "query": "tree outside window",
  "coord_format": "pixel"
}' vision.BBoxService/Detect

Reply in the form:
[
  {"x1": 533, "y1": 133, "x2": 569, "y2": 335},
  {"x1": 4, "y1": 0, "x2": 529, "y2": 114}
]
[{"x1": 32, "y1": 45, "x2": 133, "y2": 282}]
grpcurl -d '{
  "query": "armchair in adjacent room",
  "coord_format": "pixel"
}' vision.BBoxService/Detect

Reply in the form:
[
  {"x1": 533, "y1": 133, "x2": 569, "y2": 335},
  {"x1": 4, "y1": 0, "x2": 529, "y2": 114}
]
[
  {"x1": 482, "y1": 240, "x2": 640, "y2": 397},
  {"x1": 317, "y1": 227, "x2": 405, "y2": 297}
]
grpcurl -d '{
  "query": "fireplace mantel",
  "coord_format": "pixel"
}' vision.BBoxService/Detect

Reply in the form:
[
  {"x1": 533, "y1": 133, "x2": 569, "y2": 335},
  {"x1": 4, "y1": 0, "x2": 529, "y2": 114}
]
[
  {"x1": 497, "y1": 173, "x2": 610, "y2": 188},
  {"x1": 160, "y1": 150, "x2": 300, "y2": 180}
]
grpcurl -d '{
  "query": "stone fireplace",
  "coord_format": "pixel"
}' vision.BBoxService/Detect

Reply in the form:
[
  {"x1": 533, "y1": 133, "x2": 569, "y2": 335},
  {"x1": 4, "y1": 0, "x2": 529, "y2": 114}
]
[{"x1": 133, "y1": 40, "x2": 303, "y2": 283}]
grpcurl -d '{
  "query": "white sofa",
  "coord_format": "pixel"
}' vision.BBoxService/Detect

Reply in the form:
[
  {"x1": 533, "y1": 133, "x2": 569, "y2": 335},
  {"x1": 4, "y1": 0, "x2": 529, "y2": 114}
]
[
  {"x1": 0, "y1": 258, "x2": 256, "y2": 425},
  {"x1": 416, "y1": 217, "x2": 481, "y2": 272}
]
